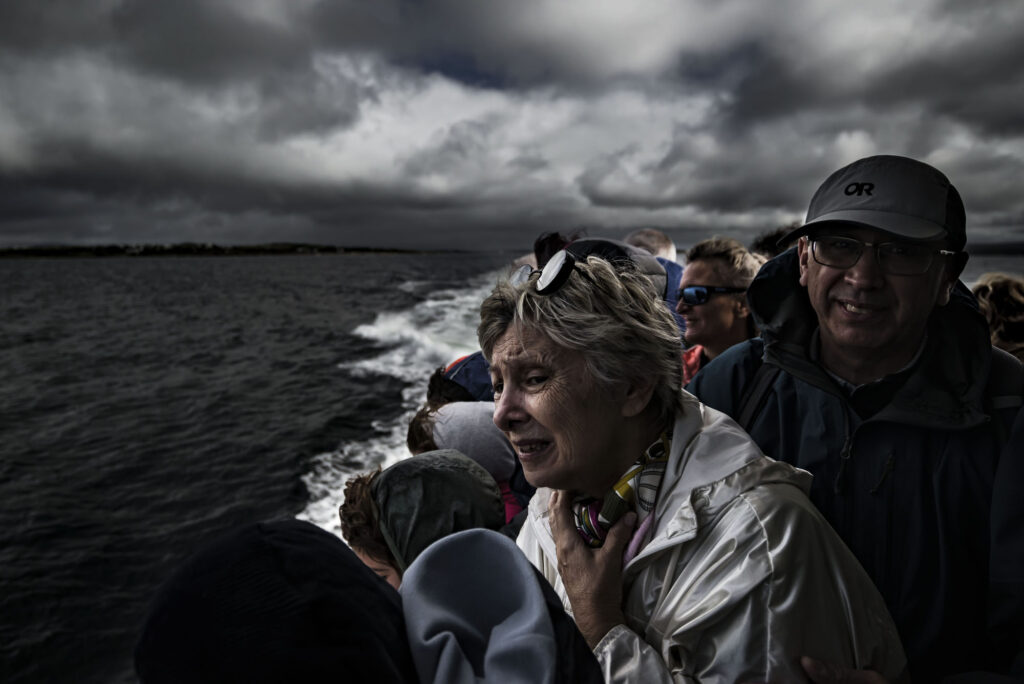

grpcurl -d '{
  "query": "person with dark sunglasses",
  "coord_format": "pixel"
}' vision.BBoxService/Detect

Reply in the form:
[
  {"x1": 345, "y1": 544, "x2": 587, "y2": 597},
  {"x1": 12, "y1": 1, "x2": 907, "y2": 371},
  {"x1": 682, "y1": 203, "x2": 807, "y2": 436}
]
[{"x1": 675, "y1": 237, "x2": 766, "y2": 383}]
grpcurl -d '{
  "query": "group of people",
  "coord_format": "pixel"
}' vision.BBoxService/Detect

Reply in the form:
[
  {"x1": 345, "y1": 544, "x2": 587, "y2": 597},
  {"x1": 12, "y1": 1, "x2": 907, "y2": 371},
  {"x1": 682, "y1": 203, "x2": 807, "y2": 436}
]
[{"x1": 136, "y1": 155, "x2": 1024, "y2": 683}]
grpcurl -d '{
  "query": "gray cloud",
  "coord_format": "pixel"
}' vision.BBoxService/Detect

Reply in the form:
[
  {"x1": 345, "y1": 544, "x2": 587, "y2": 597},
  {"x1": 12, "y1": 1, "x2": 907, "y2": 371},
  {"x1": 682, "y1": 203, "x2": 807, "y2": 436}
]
[{"x1": 1, "y1": 0, "x2": 1022, "y2": 250}]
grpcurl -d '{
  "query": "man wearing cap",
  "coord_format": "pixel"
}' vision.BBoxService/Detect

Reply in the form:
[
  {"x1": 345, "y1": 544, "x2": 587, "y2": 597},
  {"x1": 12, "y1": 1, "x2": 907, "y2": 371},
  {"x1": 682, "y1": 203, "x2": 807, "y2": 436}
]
[{"x1": 688, "y1": 155, "x2": 1023, "y2": 682}]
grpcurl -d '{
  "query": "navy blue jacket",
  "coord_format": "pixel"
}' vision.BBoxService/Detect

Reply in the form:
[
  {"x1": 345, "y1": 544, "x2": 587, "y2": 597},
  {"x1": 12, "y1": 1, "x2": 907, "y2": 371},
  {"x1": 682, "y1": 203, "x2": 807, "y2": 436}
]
[{"x1": 688, "y1": 248, "x2": 1023, "y2": 683}]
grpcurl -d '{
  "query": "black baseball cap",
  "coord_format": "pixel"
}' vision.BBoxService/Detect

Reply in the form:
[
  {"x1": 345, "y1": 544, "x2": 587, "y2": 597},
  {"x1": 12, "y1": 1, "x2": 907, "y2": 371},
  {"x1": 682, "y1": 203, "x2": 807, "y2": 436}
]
[{"x1": 780, "y1": 155, "x2": 967, "y2": 251}]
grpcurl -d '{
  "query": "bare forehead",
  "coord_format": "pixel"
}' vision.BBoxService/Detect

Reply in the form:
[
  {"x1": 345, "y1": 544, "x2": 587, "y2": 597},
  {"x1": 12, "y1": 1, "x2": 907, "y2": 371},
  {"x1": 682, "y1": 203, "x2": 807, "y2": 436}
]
[
  {"x1": 680, "y1": 259, "x2": 728, "y2": 285},
  {"x1": 489, "y1": 327, "x2": 563, "y2": 371}
]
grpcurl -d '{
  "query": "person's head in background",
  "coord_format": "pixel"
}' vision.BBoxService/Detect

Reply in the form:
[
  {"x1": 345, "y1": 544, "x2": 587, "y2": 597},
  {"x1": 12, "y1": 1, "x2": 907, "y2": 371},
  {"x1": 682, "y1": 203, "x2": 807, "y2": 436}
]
[
  {"x1": 676, "y1": 237, "x2": 766, "y2": 360},
  {"x1": 340, "y1": 466, "x2": 402, "y2": 589},
  {"x1": 625, "y1": 227, "x2": 678, "y2": 262},
  {"x1": 339, "y1": 450, "x2": 505, "y2": 589},
  {"x1": 534, "y1": 230, "x2": 585, "y2": 268},
  {"x1": 425, "y1": 365, "x2": 476, "y2": 408},
  {"x1": 406, "y1": 401, "x2": 524, "y2": 522},
  {"x1": 972, "y1": 272, "x2": 1024, "y2": 361},
  {"x1": 749, "y1": 222, "x2": 800, "y2": 259}
]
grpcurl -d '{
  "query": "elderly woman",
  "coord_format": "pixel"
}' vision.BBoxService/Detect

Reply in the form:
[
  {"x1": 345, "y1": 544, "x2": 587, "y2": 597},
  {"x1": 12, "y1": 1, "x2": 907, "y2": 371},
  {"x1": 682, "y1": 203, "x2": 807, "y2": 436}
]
[{"x1": 478, "y1": 250, "x2": 906, "y2": 683}]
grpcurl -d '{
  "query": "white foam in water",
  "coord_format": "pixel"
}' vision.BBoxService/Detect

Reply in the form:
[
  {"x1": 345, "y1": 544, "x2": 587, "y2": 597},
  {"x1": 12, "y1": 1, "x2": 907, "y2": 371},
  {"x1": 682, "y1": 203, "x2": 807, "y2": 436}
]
[{"x1": 297, "y1": 270, "x2": 501, "y2": 537}]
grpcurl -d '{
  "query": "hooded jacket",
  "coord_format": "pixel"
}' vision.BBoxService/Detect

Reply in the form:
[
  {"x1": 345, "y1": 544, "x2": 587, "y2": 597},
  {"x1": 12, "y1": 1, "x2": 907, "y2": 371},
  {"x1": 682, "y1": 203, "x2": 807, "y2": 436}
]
[
  {"x1": 402, "y1": 529, "x2": 603, "y2": 684},
  {"x1": 372, "y1": 449, "x2": 505, "y2": 572},
  {"x1": 688, "y1": 248, "x2": 1024, "y2": 682},
  {"x1": 517, "y1": 391, "x2": 906, "y2": 683}
]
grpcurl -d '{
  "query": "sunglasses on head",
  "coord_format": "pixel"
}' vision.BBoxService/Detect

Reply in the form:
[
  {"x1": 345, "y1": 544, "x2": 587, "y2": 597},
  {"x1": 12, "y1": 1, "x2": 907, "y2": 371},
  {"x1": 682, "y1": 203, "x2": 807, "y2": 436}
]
[
  {"x1": 678, "y1": 285, "x2": 746, "y2": 305},
  {"x1": 509, "y1": 249, "x2": 593, "y2": 295}
]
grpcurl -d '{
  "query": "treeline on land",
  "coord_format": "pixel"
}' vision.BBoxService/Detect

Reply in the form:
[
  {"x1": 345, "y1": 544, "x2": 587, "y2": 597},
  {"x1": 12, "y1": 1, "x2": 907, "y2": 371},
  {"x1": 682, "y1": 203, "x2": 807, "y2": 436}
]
[
  {"x1": 0, "y1": 243, "x2": 434, "y2": 258},
  {"x1": 1, "y1": 240, "x2": 1022, "y2": 259}
]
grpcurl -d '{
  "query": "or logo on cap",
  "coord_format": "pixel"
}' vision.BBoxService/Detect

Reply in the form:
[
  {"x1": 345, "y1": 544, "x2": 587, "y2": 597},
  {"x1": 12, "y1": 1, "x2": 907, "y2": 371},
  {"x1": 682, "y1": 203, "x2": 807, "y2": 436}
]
[
  {"x1": 844, "y1": 182, "x2": 874, "y2": 196},
  {"x1": 775, "y1": 155, "x2": 967, "y2": 251}
]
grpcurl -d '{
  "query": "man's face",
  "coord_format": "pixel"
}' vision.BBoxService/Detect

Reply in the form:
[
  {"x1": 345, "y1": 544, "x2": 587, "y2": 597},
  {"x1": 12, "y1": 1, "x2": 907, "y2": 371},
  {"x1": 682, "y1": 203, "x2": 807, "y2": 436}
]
[
  {"x1": 675, "y1": 259, "x2": 748, "y2": 351},
  {"x1": 798, "y1": 226, "x2": 959, "y2": 371}
]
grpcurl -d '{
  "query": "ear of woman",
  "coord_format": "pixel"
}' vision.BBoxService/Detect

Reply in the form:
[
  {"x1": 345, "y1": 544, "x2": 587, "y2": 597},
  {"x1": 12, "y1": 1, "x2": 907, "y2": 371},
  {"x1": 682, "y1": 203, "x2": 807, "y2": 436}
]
[{"x1": 620, "y1": 379, "x2": 657, "y2": 419}]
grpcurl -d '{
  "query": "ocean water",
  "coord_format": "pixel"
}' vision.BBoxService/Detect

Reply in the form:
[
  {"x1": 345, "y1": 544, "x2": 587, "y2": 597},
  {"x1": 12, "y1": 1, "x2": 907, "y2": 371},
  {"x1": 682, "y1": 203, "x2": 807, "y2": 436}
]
[
  {"x1": 1, "y1": 250, "x2": 1020, "y2": 684},
  {"x1": 0, "y1": 252, "x2": 509, "y2": 684}
]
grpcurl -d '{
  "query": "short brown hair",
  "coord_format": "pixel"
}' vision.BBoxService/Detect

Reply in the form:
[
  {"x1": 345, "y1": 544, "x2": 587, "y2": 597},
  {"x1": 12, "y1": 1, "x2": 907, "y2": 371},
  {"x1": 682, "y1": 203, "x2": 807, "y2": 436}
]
[
  {"x1": 338, "y1": 469, "x2": 394, "y2": 565},
  {"x1": 406, "y1": 405, "x2": 439, "y2": 455},
  {"x1": 685, "y1": 236, "x2": 766, "y2": 284}
]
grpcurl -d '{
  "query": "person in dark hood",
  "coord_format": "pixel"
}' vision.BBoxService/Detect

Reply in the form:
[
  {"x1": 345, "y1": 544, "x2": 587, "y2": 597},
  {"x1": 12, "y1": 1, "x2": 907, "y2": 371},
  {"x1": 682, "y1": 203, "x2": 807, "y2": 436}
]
[
  {"x1": 688, "y1": 155, "x2": 1024, "y2": 683},
  {"x1": 136, "y1": 519, "x2": 604, "y2": 684},
  {"x1": 135, "y1": 519, "x2": 417, "y2": 684}
]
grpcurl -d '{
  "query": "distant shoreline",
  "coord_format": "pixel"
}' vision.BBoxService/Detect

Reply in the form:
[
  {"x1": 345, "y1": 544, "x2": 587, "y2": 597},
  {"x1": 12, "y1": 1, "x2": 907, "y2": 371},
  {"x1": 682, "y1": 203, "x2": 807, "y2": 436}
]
[
  {"x1": 0, "y1": 243, "x2": 466, "y2": 258},
  {"x1": 1, "y1": 241, "x2": 1022, "y2": 258}
]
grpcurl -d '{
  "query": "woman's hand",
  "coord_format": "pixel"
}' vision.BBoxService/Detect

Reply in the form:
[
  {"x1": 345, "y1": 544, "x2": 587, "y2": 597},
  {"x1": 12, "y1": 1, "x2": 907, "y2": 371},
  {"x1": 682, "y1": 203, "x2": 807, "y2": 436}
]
[{"x1": 549, "y1": 489, "x2": 636, "y2": 649}]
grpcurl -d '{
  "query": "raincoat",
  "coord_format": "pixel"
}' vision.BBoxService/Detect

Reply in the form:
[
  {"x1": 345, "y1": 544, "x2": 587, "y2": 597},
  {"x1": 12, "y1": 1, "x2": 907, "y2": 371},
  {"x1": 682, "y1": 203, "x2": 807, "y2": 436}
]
[{"x1": 518, "y1": 391, "x2": 906, "y2": 683}]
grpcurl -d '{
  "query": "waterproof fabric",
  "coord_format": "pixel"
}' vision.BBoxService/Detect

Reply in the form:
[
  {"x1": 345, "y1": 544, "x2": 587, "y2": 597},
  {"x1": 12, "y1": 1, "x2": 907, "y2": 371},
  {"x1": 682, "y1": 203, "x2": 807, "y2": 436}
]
[
  {"x1": 688, "y1": 247, "x2": 1024, "y2": 682},
  {"x1": 444, "y1": 351, "x2": 495, "y2": 401},
  {"x1": 372, "y1": 449, "x2": 505, "y2": 572},
  {"x1": 990, "y1": 407, "x2": 1024, "y2": 680},
  {"x1": 681, "y1": 345, "x2": 706, "y2": 385},
  {"x1": 135, "y1": 519, "x2": 416, "y2": 684},
  {"x1": 402, "y1": 528, "x2": 603, "y2": 684},
  {"x1": 657, "y1": 256, "x2": 687, "y2": 336},
  {"x1": 431, "y1": 401, "x2": 517, "y2": 482},
  {"x1": 518, "y1": 391, "x2": 906, "y2": 684}
]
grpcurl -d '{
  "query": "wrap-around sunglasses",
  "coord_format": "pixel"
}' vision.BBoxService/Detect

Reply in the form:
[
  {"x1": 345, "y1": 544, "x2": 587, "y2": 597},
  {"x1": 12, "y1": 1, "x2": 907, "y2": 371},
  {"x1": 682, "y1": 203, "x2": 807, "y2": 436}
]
[{"x1": 677, "y1": 285, "x2": 746, "y2": 305}]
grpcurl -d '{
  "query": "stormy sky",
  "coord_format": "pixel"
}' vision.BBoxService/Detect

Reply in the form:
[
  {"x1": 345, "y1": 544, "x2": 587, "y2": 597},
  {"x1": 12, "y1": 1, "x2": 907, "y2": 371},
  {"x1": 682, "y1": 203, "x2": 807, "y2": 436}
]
[{"x1": 2, "y1": 1, "x2": 1023, "y2": 250}]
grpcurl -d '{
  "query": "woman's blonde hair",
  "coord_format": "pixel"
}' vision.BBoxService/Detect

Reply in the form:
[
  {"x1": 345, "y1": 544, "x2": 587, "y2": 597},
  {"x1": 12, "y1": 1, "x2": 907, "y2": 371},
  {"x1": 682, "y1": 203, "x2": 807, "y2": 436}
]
[{"x1": 478, "y1": 256, "x2": 683, "y2": 426}]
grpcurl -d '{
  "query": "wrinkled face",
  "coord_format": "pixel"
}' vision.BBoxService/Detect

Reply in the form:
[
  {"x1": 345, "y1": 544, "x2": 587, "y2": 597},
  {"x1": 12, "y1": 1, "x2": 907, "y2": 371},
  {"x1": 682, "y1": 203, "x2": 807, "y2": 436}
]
[
  {"x1": 353, "y1": 548, "x2": 401, "y2": 590},
  {"x1": 489, "y1": 326, "x2": 629, "y2": 498},
  {"x1": 798, "y1": 227, "x2": 957, "y2": 368},
  {"x1": 675, "y1": 259, "x2": 747, "y2": 350}
]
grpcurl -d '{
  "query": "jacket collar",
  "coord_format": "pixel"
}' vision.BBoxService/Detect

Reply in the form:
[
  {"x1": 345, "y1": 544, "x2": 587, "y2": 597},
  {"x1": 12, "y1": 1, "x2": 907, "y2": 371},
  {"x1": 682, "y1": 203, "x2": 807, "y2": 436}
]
[
  {"x1": 626, "y1": 392, "x2": 811, "y2": 566},
  {"x1": 525, "y1": 392, "x2": 813, "y2": 570}
]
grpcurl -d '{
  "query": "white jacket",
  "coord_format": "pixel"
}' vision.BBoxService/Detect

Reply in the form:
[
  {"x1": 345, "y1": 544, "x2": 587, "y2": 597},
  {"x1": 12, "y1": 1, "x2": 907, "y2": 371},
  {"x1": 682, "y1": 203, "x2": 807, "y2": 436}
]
[{"x1": 517, "y1": 391, "x2": 906, "y2": 683}]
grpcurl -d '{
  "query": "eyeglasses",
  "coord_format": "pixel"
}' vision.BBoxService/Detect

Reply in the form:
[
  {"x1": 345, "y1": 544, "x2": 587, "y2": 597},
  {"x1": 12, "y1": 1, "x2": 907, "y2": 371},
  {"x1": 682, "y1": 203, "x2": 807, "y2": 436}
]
[
  {"x1": 810, "y1": 235, "x2": 956, "y2": 276},
  {"x1": 677, "y1": 285, "x2": 746, "y2": 305},
  {"x1": 509, "y1": 249, "x2": 592, "y2": 295}
]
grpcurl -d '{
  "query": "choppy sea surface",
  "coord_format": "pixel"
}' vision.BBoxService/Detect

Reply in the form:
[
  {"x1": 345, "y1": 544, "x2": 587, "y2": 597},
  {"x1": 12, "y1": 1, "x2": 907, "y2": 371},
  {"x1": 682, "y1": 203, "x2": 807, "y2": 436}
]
[
  {"x1": 1, "y1": 250, "x2": 1021, "y2": 683},
  {"x1": 0, "y1": 252, "x2": 509, "y2": 684}
]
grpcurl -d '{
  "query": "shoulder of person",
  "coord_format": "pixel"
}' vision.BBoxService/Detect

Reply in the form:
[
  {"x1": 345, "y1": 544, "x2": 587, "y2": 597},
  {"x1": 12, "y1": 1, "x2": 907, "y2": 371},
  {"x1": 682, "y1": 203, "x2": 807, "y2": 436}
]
[
  {"x1": 686, "y1": 338, "x2": 765, "y2": 413},
  {"x1": 985, "y1": 346, "x2": 1024, "y2": 445}
]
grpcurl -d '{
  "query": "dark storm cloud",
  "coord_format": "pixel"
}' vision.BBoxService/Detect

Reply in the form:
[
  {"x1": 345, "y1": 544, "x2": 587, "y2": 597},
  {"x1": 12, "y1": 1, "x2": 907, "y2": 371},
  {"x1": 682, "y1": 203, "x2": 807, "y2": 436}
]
[
  {"x1": 577, "y1": 123, "x2": 821, "y2": 212},
  {"x1": 864, "y1": 30, "x2": 1024, "y2": 137},
  {"x1": 0, "y1": 2, "x2": 112, "y2": 55},
  {"x1": 109, "y1": 0, "x2": 312, "y2": 86},
  {"x1": 253, "y1": 70, "x2": 368, "y2": 141},
  {"x1": 0, "y1": 0, "x2": 1022, "y2": 249}
]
